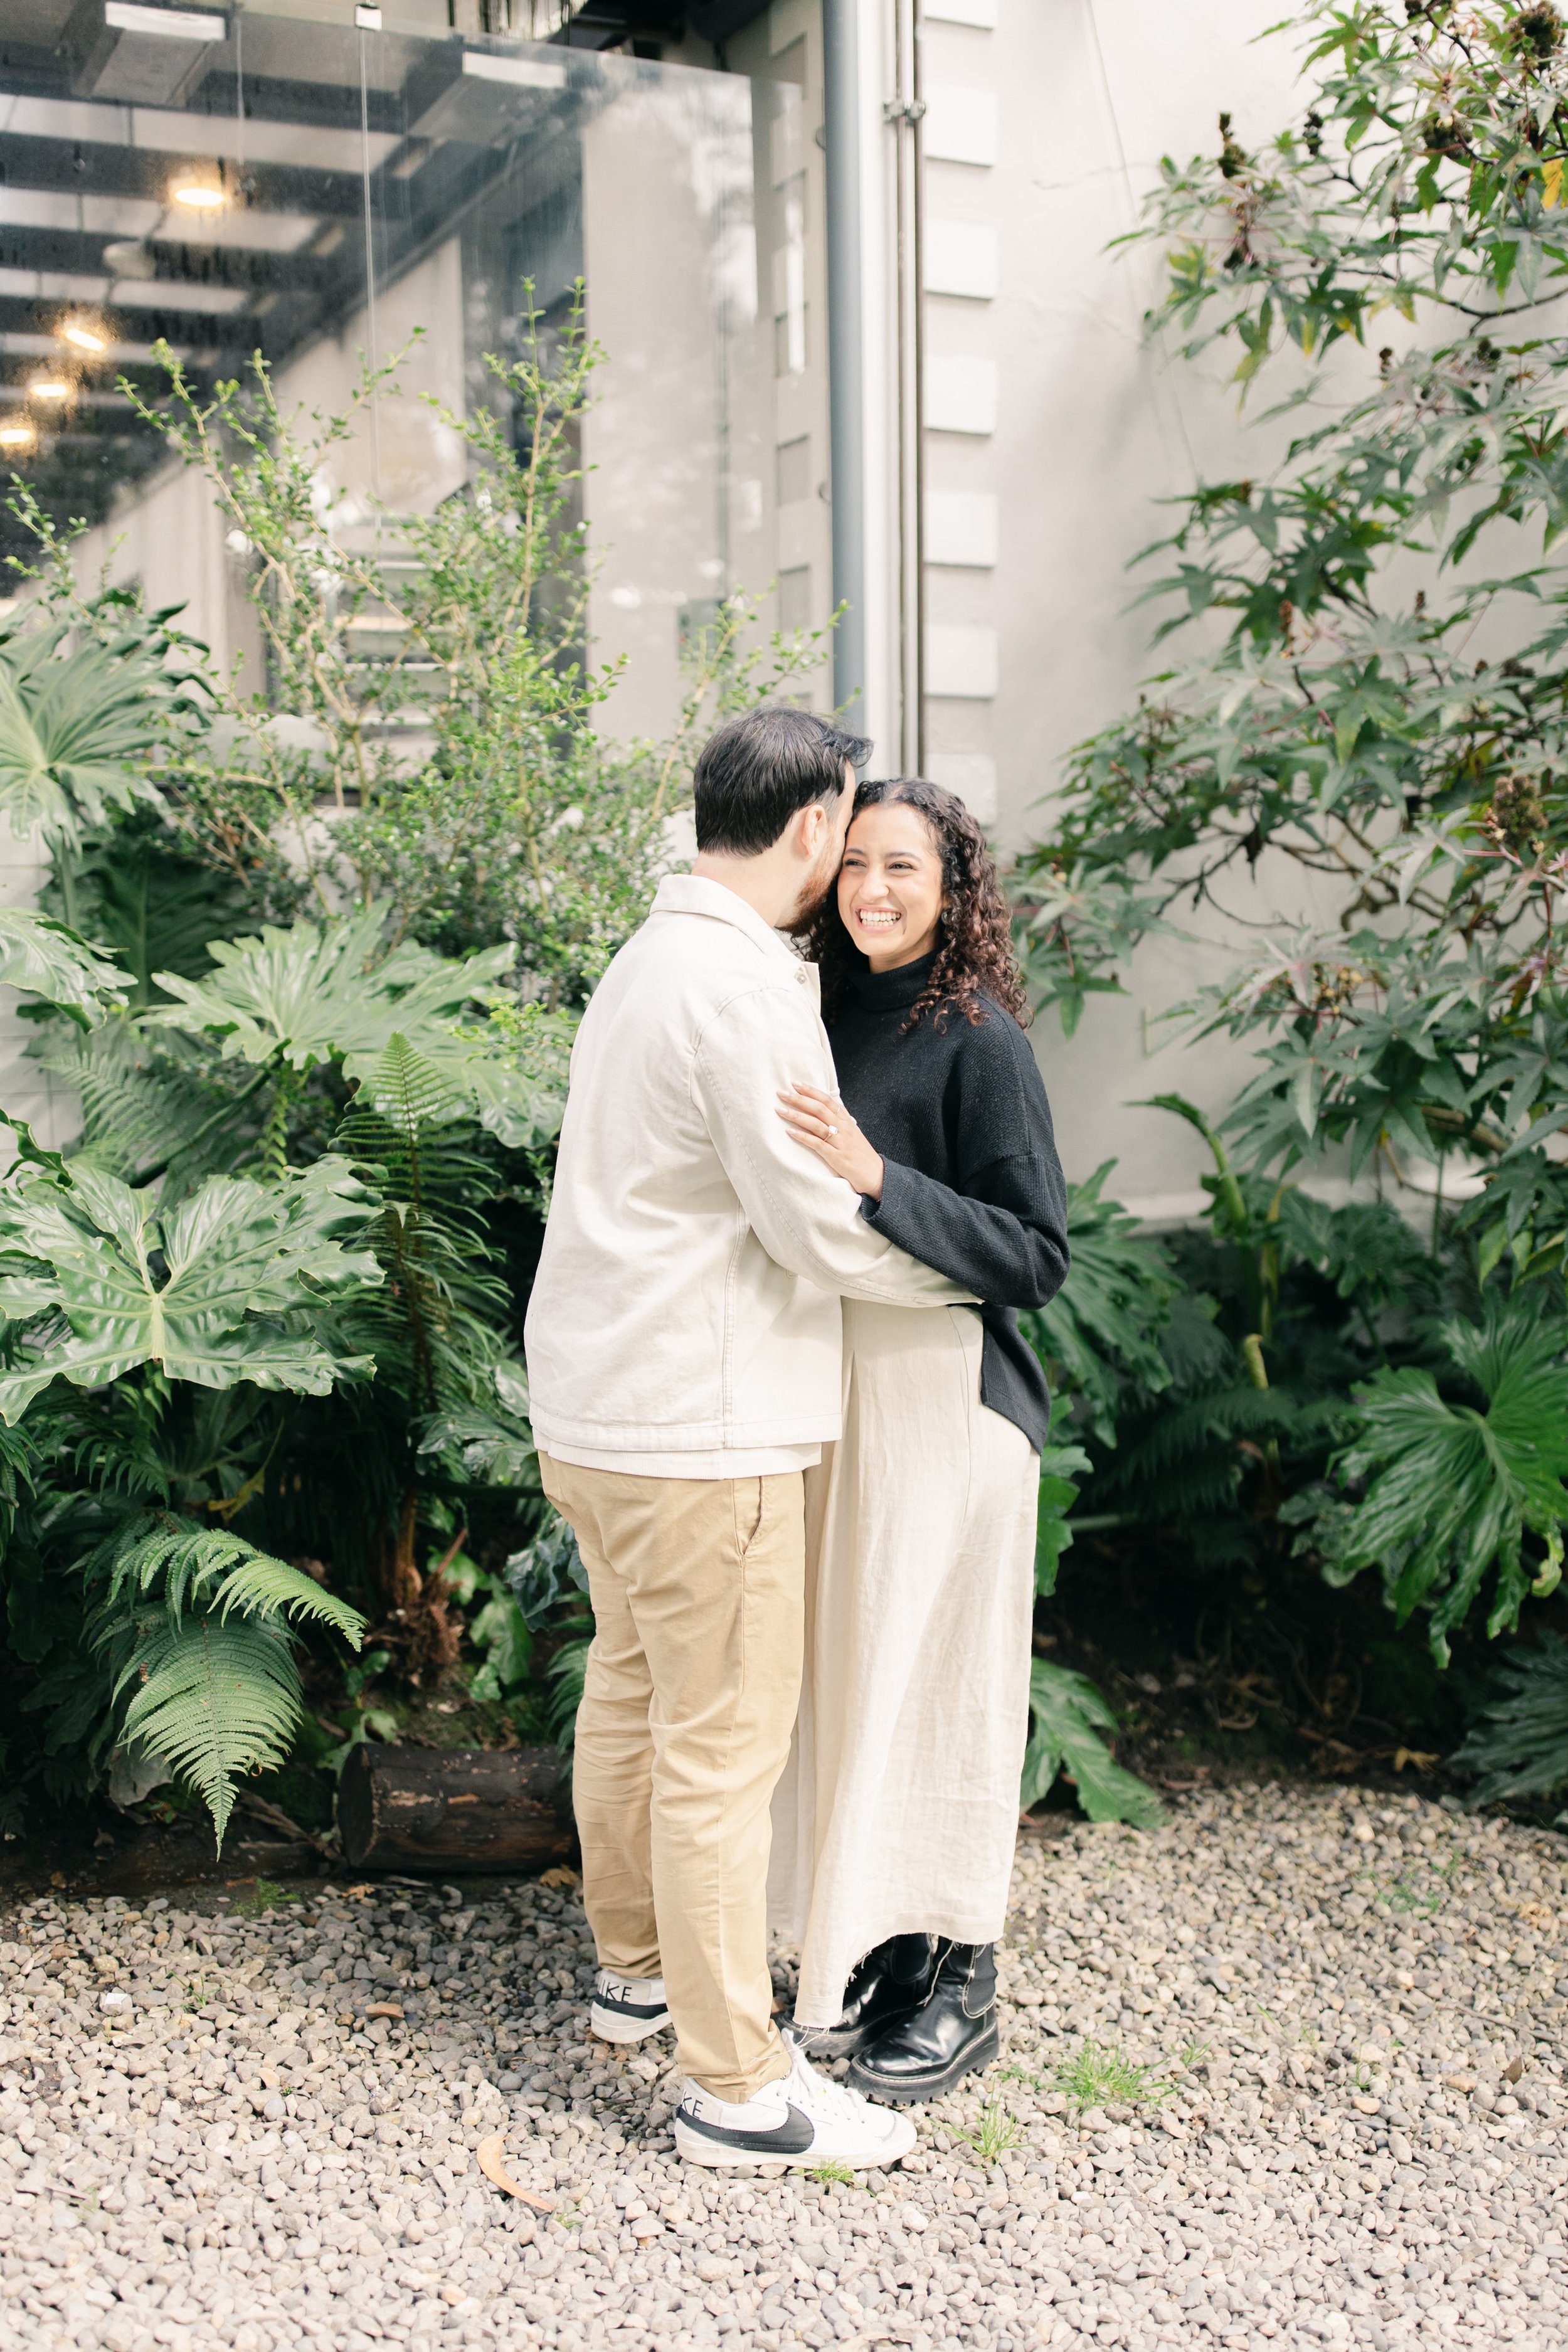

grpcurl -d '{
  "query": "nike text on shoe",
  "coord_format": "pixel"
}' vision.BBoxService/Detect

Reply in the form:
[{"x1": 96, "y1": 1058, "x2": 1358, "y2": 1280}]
[
  {"x1": 590, "y1": 1971, "x2": 672, "y2": 2043},
  {"x1": 673, "y1": 2040, "x2": 918, "y2": 2171}
]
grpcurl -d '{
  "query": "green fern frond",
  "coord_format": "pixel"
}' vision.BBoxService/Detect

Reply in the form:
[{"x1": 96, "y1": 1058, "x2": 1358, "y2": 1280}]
[
  {"x1": 1106, "y1": 1450, "x2": 1244, "y2": 1522},
  {"x1": 97, "y1": 1518, "x2": 364, "y2": 1643},
  {"x1": 38, "y1": 1022, "x2": 246, "y2": 1183},
  {"x1": 1023, "y1": 1163, "x2": 1178, "y2": 1444},
  {"x1": 363, "y1": 1032, "x2": 464, "y2": 1138},
  {"x1": 331, "y1": 1059, "x2": 510, "y2": 1419},
  {"x1": 117, "y1": 1616, "x2": 302, "y2": 1847},
  {"x1": 208, "y1": 1550, "x2": 364, "y2": 1640},
  {"x1": 1101, "y1": 1382, "x2": 1300, "y2": 1485}
]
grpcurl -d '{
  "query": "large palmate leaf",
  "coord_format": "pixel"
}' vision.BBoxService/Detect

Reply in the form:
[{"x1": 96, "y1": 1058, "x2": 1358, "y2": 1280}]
[
  {"x1": 503, "y1": 1507, "x2": 588, "y2": 1628},
  {"x1": 0, "y1": 623, "x2": 164, "y2": 849},
  {"x1": 1020, "y1": 1658, "x2": 1163, "y2": 1830},
  {"x1": 1034, "y1": 1425, "x2": 1094, "y2": 1599},
  {"x1": 147, "y1": 908, "x2": 565, "y2": 1147},
  {"x1": 0, "y1": 908, "x2": 129, "y2": 1019},
  {"x1": 1321, "y1": 1297, "x2": 1568, "y2": 1663},
  {"x1": 147, "y1": 903, "x2": 515, "y2": 1073},
  {"x1": 0, "y1": 1155, "x2": 381, "y2": 1419}
]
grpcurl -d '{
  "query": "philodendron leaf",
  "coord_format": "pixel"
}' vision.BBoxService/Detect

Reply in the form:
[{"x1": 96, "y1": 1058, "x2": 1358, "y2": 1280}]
[
  {"x1": 0, "y1": 909, "x2": 130, "y2": 1018},
  {"x1": 1020, "y1": 1658, "x2": 1163, "y2": 1829},
  {"x1": 148, "y1": 903, "x2": 516, "y2": 1073},
  {"x1": 1328, "y1": 1294, "x2": 1568, "y2": 1661},
  {"x1": 0, "y1": 1155, "x2": 381, "y2": 1421},
  {"x1": 0, "y1": 623, "x2": 164, "y2": 850}
]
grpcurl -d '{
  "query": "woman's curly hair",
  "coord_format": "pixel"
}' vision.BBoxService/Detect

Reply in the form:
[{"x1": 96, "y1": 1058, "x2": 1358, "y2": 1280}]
[{"x1": 801, "y1": 776, "x2": 1030, "y2": 1032}]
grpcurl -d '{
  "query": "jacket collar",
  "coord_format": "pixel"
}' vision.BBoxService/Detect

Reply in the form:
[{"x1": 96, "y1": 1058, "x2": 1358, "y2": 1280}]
[{"x1": 652, "y1": 872, "x2": 802, "y2": 971}]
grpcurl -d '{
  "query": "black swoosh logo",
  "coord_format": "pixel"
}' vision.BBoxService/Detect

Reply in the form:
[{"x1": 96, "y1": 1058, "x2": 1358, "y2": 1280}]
[{"x1": 677, "y1": 2101, "x2": 815, "y2": 2156}]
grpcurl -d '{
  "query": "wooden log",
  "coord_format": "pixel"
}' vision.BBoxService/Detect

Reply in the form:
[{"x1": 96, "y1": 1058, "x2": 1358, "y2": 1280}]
[{"x1": 337, "y1": 1744, "x2": 576, "y2": 1875}]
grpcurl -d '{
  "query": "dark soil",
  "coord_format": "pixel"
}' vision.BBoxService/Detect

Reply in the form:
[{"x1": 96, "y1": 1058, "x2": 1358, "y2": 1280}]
[
  {"x1": 7, "y1": 1531, "x2": 1563, "y2": 1900},
  {"x1": 1033, "y1": 1525, "x2": 1568, "y2": 1825}
]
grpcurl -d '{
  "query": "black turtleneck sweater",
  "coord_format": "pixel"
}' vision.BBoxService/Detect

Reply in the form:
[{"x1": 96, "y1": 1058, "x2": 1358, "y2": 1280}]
[{"x1": 824, "y1": 951, "x2": 1069, "y2": 1453}]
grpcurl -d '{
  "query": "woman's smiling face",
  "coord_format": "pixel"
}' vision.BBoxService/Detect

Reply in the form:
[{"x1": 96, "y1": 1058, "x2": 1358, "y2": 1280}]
[{"x1": 837, "y1": 799, "x2": 945, "y2": 972}]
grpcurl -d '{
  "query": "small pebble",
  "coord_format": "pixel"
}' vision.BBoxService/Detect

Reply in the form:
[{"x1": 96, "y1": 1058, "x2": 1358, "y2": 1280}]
[{"x1": 0, "y1": 1781, "x2": 1562, "y2": 2349}]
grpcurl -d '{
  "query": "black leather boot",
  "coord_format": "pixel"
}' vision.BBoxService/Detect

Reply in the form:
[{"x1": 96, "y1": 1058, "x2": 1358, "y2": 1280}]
[
  {"x1": 848, "y1": 1939, "x2": 999, "y2": 2104},
  {"x1": 788, "y1": 1934, "x2": 936, "y2": 2060}
]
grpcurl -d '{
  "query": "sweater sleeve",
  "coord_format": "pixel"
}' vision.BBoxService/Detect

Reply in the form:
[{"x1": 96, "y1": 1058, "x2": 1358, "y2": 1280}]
[
  {"x1": 862, "y1": 1014, "x2": 1070, "y2": 1307},
  {"x1": 865, "y1": 1151, "x2": 1069, "y2": 1307},
  {"x1": 692, "y1": 983, "x2": 977, "y2": 1307}
]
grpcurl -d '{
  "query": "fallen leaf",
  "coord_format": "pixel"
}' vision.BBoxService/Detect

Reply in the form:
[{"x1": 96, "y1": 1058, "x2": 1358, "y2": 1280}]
[
  {"x1": 539, "y1": 1866, "x2": 581, "y2": 1890},
  {"x1": 364, "y1": 2002, "x2": 404, "y2": 2020},
  {"x1": 475, "y1": 2134, "x2": 556, "y2": 2214}
]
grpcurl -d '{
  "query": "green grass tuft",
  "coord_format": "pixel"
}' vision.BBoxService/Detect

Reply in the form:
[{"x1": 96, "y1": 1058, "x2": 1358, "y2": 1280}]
[
  {"x1": 953, "y1": 2100, "x2": 1024, "y2": 2164},
  {"x1": 802, "y1": 2159, "x2": 863, "y2": 2189},
  {"x1": 1052, "y1": 2038, "x2": 1175, "y2": 2111}
]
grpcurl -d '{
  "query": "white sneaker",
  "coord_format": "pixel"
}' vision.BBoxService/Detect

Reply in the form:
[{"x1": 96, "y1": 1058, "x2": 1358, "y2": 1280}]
[
  {"x1": 590, "y1": 1971, "x2": 672, "y2": 2043},
  {"x1": 673, "y1": 2037, "x2": 918, "y2": 2171}
]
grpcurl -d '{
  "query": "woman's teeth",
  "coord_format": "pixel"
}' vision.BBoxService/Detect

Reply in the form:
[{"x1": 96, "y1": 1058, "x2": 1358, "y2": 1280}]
[{"x1": 858, "y1": 909, "x2": 901, "y2": 927}]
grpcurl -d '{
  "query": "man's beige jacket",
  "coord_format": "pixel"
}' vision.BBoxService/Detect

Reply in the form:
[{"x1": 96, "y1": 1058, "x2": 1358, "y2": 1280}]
[{"x1": 524, "y1": 874, "x2": 971, "y2": 1473}]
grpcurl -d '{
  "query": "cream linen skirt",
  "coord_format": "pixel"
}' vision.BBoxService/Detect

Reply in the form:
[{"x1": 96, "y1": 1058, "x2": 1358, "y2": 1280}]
[{"x1": 768, "y1": 1297, "x2": 1039, "y2": 2030}]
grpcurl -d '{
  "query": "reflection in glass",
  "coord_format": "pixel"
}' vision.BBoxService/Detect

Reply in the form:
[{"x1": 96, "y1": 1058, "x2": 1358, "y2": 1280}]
[{"x1": 0, "y1": 5, "x2": 828, "y2": 750}]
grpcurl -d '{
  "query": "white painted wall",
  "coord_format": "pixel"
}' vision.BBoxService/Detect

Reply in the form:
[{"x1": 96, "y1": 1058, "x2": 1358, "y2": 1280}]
[{"x1": 916, "y1": 0, "x2": 1314, "y2": 1214}]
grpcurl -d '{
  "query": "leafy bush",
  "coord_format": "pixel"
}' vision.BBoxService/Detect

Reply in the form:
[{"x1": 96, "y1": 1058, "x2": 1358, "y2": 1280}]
[
  {"x1": 115, "y1": 300, "x2": 830, "y2": 999},
  {"x1": 0, "y1": 261, "x2": 844, "y2": 1846},
  {"x1": 1451, "y1": 1633, "x2": 1568, "y2": 1809},
  {"x1": 1015, "y1": 1, "x2": 1568, "y2": 1716}
]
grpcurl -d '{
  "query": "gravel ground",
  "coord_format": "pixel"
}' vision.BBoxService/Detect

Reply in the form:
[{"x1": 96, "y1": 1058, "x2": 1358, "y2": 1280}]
[{"x1": 1, "y1": 1780, "x2": 1565, "y2": 2352}]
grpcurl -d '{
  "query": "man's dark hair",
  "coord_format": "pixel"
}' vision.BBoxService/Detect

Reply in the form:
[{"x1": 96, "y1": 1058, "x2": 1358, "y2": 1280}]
[{"x1": 692, "y1": 706, "x2": 872, "y2": 856}]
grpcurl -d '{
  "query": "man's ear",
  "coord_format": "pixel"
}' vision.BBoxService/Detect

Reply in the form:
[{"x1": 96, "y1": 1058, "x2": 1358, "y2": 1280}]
[{"x1": 795, "y1": 801, "x2": 828, "y2": 859}]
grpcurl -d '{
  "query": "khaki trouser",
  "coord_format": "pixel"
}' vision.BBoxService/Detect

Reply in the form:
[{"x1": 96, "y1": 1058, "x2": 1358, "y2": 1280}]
[{"x1": 539, "y1": 1454, "x2": 805, "y2": 2103}]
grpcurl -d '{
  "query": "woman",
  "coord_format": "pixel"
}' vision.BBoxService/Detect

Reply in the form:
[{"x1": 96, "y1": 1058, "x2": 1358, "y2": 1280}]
[{"x1": 767, "y1": 776, "x2": 1069, "y2": 2105}]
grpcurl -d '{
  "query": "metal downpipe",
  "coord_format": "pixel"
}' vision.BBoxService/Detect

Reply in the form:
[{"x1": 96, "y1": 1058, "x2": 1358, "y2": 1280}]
[{"x1": 822, "y1": 0, "x2": 865, "y2": 731}]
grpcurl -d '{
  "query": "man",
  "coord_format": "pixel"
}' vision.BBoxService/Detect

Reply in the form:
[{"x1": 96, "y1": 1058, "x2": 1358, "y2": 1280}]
[{"x1": 524, "y1": 706, "x2": 972, "y2": 2171}]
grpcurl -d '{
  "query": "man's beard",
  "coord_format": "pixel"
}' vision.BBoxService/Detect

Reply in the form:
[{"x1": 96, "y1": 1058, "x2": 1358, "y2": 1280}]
[{"x1": 786, "y1": 846, "x2": 842, "y2": 932}]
